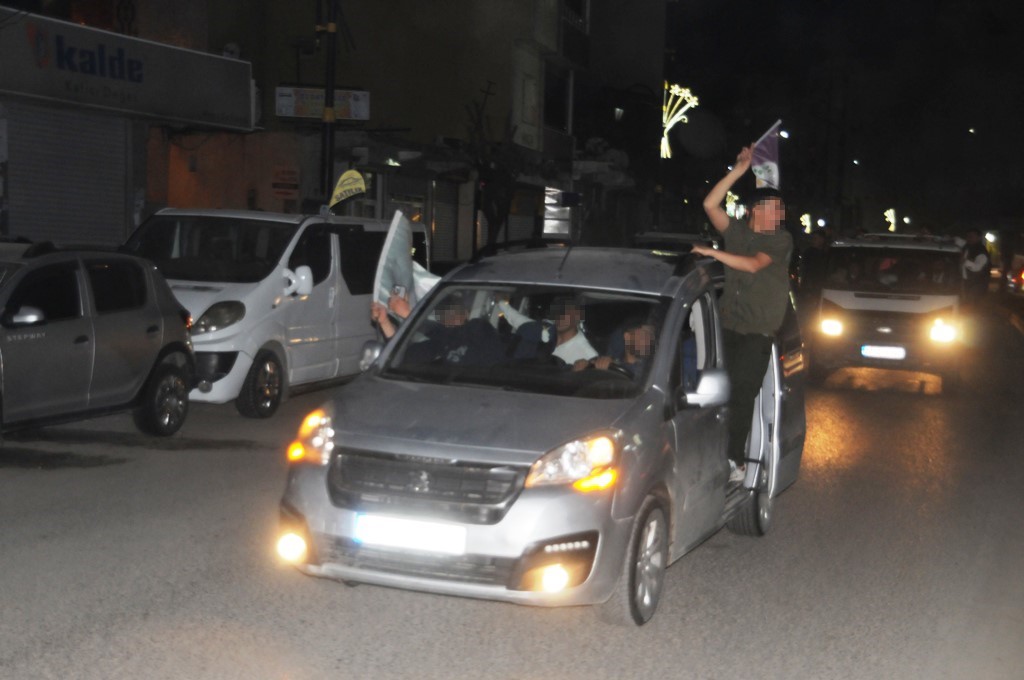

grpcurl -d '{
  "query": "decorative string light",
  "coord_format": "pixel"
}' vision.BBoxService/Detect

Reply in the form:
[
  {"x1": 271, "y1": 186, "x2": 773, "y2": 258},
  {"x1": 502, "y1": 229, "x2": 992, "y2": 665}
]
[{"x1": 661, "y1": 81, "x2": 699, "y2": 159}]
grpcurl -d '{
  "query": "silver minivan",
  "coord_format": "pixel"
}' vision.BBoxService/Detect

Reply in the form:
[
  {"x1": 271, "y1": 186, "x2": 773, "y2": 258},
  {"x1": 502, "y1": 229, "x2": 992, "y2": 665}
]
[{"x1": 276, "y1": 246, "x2": 807, "y2": 625}]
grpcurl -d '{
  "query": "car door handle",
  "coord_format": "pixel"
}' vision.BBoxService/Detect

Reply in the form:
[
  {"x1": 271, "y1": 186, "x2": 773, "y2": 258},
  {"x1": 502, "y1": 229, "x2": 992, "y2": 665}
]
[
  {"x1": 74, "y1": 335, "x2": 89, "y2": 344},
  {"x1": 146, "y1": 325, "x2": 159, "y2": 334}
]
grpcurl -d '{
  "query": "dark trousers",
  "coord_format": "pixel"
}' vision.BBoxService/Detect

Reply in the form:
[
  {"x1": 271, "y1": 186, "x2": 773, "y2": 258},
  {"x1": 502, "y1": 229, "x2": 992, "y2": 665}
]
[{"x1": 723, "y1": 328, "x2": 773, "y2": 465}]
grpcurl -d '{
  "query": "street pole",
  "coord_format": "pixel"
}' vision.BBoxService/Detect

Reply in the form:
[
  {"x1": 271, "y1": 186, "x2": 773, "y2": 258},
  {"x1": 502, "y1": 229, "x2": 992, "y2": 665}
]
[{"x1": 318, "y1": 0, "x2": 339, "y2": 199}]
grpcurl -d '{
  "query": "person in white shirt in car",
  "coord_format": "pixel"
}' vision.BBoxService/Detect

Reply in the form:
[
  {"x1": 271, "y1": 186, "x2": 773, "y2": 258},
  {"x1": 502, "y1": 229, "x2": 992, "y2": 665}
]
[{"x1": 498, "y1": 295, "x2": 598, "y2": 368}]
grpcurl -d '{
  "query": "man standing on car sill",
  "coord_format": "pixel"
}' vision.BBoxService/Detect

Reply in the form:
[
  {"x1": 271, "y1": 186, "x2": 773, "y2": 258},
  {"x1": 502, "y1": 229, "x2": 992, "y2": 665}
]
[{"x1": 691, "y1": 145, "x2": 793, "y2": 484}]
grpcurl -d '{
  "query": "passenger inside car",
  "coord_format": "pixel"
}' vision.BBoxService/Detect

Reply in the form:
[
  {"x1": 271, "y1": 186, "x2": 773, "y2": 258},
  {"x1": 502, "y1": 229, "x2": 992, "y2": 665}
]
[{"x1": 498, "y1": 294, "x2": 599, "y2": 368}]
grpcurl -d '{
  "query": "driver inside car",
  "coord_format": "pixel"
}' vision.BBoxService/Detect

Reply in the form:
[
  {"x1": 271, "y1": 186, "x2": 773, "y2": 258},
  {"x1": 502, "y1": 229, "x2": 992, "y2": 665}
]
[{"x1": 589, "y1": 316, "x2": 656, "y2": 379}]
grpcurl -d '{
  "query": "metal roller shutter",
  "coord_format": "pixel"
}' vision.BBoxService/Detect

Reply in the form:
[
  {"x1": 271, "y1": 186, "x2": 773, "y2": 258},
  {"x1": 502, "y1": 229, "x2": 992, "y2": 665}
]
[{"x1": 4, "y1": 100, "x2": 127, "y2": 245}]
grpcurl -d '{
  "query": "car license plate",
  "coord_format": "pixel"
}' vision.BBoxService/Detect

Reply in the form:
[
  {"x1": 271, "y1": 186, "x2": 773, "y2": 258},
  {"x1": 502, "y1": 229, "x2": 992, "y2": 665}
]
[
  {"x1": 861, "y1": 345, "x2": 906, "y2": 360},
  {"x1": 354, "y1": 514, "x2": 467, "y2": 555}
]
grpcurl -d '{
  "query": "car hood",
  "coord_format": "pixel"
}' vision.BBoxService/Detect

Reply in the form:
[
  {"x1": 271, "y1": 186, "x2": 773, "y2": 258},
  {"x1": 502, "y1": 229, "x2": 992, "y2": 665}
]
[
  {"x1": 168, "y1": 280, "x2": 259, "y2": 318},
  {"x1": 327, "y1": 375, "x2": 641, "y2": 467}
]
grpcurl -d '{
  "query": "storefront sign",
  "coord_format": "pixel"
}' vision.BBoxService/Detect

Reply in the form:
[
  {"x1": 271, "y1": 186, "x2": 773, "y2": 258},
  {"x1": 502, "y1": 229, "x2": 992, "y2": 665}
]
[
  {"x1": 275, "y1": 86, "x2": 370, "y2": 121},
  {"x1": 0, "y1": 8, "x2": 253, "y2": 131}
]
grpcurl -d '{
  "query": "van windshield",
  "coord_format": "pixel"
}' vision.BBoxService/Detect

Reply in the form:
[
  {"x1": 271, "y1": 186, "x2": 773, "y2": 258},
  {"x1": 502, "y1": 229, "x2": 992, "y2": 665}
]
[
  {"x1": 125, "y1": 215, "x2": 298, "y2": 283},
  {"x1": 825, "y1": 247, "x2": 962, "y2": 295},
  {"x1": 380, "y1": 284, "x2": 669, "y2": 399}
]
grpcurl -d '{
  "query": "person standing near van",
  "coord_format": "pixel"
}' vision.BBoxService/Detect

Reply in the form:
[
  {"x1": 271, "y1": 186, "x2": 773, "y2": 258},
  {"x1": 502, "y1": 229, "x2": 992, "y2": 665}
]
[
  {"x1": 692, "y1": 145, "x2": 793, "y2": 484},
  {"x1": 961, "y1": 228, "x2": 991, "y2": 305}
]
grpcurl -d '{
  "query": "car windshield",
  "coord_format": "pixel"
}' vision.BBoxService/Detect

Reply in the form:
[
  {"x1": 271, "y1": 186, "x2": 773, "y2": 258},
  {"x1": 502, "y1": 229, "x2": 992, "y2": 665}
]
[
  {"x1": 380, "y1": 284, "x2": 669, "y2": 399},
  {"x1": 125, "y1": 215, "x2": 298, "y2": 283},
  {"x1": 825, "y1": 247, "x2": 962, "y2": 295}
]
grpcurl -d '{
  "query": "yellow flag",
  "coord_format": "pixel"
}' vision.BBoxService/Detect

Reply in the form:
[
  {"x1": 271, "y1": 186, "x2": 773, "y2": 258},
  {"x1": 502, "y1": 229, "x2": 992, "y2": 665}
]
[{"x1": 329, "y1": 170, "x2": 366, "y2": 208}]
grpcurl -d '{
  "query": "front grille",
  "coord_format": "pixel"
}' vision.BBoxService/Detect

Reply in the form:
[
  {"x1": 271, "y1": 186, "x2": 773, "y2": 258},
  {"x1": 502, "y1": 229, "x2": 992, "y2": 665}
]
[
  {"x1": 327, "y1": 450, "x2": 528, "y2": 524},
  {"x1": 844, "y1": 310, "x2": 929, "y2": 342},
  {"x1": 319, "y1": 535, "x2": 517, "y2": 586}
]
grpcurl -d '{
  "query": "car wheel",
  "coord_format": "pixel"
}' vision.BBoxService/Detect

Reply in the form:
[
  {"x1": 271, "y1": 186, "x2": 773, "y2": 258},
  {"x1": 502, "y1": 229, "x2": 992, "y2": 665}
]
[
  {"x1": 236, "y1": 351, "x2": 283, "y2": 418},
  {"x1": 728, "y1": 458, "x2": 773, "y2": 536},
  {"x1": 600, "y1": 498, "x2": 668, "y2": 626},
  {"x1": 133, "y1": 362, "x2": 189, "y2": 436}
]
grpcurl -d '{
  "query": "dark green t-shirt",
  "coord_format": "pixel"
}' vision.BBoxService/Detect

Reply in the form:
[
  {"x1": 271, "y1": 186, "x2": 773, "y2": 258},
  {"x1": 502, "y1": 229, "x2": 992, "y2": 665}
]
[{"x1": 720, "y1": 217, "x2": 793, "y2": 335}]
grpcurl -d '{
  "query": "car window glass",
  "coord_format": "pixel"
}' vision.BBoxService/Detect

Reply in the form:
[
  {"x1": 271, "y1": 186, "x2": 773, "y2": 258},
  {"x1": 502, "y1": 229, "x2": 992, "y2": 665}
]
[
  {"x1": 671, "y1": 294, "x2": 712, "y2": 392},
  {"x1": 338, "y1": 228, "x2": 385, "y2": 295},
  {"x1": 383, "y1": 284, "x2": 667, "y2": 399},
  {"x1": 125, "y1": 215, "x2": 298, "y2": 283},
  {"x1": 6, "y1": 262, "x2": 81, "y2": 322},
  {"x1": 86, "y1": 260, "x2": 146, "y2": 313},
  {"x1": 826, "y1": 247, "x2": 960, "y2": 294},
  {"x1": 288, "y1": 225, "x2": 332, "y2": 285}
]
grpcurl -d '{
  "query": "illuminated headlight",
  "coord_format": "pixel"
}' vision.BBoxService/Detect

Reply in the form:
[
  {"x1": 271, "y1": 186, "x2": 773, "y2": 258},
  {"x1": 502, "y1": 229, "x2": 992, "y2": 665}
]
[
  {"x1": 929, "y1": 318, "x2": 957, "y2": 343},
  {"x1": 193, "y1": 301, "x2": 245, "y2": 334},
  {"x1": 820, "y1": 318, "x2": 843, "y2": 336},
  {"x1": 525, "y1": 433, "x2": 618, "y2": 492},
  {"x1": 276, "y1": 532, "x2": 308, "y2": 563},
  {"x1": 286, "y1": 405, "x2": 335, "y2": 465}
]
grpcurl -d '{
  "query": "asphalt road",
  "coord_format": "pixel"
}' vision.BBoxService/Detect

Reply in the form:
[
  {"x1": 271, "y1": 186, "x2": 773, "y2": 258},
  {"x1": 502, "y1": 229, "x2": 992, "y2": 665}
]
[{"x1": 2, "y1": 302, "x2": 1023, "y2": 680}]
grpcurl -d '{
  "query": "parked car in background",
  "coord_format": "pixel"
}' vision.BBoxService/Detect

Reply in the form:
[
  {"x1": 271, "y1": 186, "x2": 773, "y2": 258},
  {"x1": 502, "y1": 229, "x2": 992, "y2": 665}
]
[
  {"x1": 123, "y1": 209, "x2": 429, "y2": 418},
  {"x1": 276, "y1": 245, "x2": 807, "y2": 625},
  {"x1": 804, "y1": 233, "x2": 963, "y2": 391},
  {"x1": 0, "y1": 242, "x2": 193, "y2": 436}
]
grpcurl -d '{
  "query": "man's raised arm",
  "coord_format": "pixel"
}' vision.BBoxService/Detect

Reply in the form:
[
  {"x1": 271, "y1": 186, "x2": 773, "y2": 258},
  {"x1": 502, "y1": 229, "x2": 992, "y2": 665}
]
[{"x1": 703, "y1": 145, "x2": 753, "y2": 233}]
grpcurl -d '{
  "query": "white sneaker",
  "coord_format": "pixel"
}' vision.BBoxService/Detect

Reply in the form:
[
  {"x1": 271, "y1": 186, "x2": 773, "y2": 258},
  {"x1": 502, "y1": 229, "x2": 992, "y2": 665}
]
[{"x1": 728, "y1": 461, "x2": 746, "y2": 484}]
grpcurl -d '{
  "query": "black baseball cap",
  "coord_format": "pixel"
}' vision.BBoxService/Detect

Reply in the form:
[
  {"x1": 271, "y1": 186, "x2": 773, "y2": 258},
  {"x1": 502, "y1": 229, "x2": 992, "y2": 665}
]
[{"x1": 749, "y1": 187, "x2": 784, "y2": 207}]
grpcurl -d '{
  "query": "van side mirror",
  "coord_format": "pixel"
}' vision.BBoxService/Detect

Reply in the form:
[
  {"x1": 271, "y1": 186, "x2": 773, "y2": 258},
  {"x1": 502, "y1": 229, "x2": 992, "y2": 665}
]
[
  {"x1": 679, "y1": 368, "x2": 730, "y2": 408},
  {"x1": 283, "y1": 265, "x2": 314, "y2": 296},
  {"x1": 359, "y1": 339, "x2": 384, "y2": 372}
]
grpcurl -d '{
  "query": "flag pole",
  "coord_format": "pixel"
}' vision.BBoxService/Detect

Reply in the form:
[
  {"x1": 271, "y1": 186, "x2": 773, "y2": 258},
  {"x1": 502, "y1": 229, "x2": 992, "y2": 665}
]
[{"x1": 754, "y1": 119, "x2": 782, "y2": 147}]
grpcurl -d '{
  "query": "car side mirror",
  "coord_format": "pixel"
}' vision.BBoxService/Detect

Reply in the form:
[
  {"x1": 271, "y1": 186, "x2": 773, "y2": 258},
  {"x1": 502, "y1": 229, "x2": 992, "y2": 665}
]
[
  {"x1": 359, "y1": 339, "x2": 384, "y2": 372},
  {"x1": 5, "y1": 305, "x2": 46, "y2": 327},
  {"x1": 680, "y1": 368, "x2": 730, "y2": 408},
  {"x1": 282, "y1": 265, "x2": 314, "y2": 296}
]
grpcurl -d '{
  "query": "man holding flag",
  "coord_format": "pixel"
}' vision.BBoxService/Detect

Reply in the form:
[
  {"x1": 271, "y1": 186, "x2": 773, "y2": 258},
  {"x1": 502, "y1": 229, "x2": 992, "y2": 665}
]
[{"x1": 691, "y1": 139, "x2": 792, "y2": 484}]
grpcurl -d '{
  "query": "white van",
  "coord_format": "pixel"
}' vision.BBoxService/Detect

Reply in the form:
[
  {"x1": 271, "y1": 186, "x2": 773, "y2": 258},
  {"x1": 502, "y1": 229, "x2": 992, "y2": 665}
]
[
  {"x1": 124, "y1": 209, "x2": 428, "y2": 417},
  {"x1": 805, "y1": 233, "x2": 963, "y2": 391}
]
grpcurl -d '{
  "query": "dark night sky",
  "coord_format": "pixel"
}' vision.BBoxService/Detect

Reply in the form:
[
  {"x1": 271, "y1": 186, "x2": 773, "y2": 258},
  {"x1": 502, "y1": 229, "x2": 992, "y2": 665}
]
[{"x1": 665, "y1": 0, "x2": 1024, "y2": 232}]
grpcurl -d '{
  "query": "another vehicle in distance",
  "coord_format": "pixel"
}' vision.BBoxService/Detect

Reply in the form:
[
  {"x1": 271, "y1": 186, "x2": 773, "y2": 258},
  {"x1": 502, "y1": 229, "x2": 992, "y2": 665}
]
[
  {"x1": 276, "y1": 246, "x2": 806, "y2": 625},
  {"x1": 0, "y1": 242, "x2": 193, "y2": 436},
  {"x1": 1005, "y1": 254, "x2": 1024, "y2": 297},
  {"x1": 805, "y1": 233, "x2": 964, "y2": 391},
  {"x1": 124, "y1": 209, "x2": 429, "y2": 418}
]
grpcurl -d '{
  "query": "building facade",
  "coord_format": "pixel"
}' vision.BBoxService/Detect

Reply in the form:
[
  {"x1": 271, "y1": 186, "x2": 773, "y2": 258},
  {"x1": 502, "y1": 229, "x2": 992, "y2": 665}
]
[{"x1": 0, "y1": 0, "x2": 666, "y2": 261}]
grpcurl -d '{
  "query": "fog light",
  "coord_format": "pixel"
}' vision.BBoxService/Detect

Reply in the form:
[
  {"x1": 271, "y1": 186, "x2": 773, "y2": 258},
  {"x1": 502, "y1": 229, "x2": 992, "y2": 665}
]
[
  {"x1": 510, "y1": 531, "x2": 599, "y2": 592},
  {"x1": 540, "y1": 564, "x2": 570, "y2": 593},
  {"x1": 276, "y1": 532, "x2": 308, "y2": 563}
]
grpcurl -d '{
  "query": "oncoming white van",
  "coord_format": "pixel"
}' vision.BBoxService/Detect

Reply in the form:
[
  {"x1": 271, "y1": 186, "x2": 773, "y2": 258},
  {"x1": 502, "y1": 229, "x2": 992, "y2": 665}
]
[
  {"x1": 806, "y1": 233, "x2": 963, "y2": 392},
  {"x1": 124, "y1": 209, "x2": 428, "y2": 417}
]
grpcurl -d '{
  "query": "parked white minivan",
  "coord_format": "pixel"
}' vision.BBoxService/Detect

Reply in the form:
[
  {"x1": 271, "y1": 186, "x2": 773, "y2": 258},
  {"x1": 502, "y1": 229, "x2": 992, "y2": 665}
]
[{"x1": 124, "y1": 209, "x2": 428, "y2": 417}]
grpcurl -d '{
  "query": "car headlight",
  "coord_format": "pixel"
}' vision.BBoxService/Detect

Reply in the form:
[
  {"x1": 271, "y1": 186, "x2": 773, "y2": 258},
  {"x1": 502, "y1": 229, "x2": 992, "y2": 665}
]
[
  {"x1": 820, "y1": 318, "x2": 843, "y2": 336},
  {"x1": 287, "y1": 405, "x2": 335, "y2": 466},
  {"x1": 929, "y1": 318, "x2": 957, "y2": 343},
  {"x1": 193, "y1": 301, "x2": 245, "y2": 335},
  {"x1": 525, "y1": 433, "x2": 618, "y2": 492}
]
